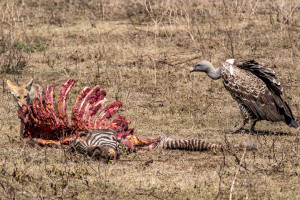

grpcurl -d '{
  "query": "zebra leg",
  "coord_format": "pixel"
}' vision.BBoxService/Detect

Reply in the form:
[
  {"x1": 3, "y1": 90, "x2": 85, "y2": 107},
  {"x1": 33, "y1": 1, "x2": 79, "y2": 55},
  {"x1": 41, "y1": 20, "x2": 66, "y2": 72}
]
[
  {"x1": 90, "y1": 147, "x2": 107, "y2": 161},
  {"x1": 157, "y1": 135, "x2": 222, "y2": 152},
  {"x1": 86, "y1": 146, "x2": 99, "y2": 157},
  {"x1": 234, "y1": 141, "x2": 258, "y2": 150},
  {"x1": 107, "y1": 147, "x2": 118, "y2": 161},
  {"x1": 157, "y1": 135, "x2": 258, "y2": 152},
  {"x1": 89, "y1": 146, "x2": 117, "y2": 162},
  {"x1": 24, "y1": 138, "x2": 42, "y2": 150}
]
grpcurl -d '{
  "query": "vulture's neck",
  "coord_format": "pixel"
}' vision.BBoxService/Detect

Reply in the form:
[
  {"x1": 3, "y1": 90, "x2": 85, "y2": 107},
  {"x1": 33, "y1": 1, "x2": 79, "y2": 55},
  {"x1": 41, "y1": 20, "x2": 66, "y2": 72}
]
[{"x1": 207, "y1": 67, "x2": 221, "y2": 80}]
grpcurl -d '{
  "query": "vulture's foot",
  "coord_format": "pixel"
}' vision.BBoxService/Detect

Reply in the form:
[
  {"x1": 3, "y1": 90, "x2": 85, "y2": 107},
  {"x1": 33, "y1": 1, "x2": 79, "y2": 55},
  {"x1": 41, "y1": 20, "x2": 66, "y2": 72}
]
[{"x1": 249, "y1": 121, "x2": 258, "y2": 133}]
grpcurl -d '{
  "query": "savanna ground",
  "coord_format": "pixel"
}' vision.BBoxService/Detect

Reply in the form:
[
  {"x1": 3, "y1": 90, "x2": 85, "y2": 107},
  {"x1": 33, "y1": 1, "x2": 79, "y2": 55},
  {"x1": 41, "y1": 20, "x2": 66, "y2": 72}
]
[{"x1": 0, "y1": 0, "x2": 300, "y2": 199}]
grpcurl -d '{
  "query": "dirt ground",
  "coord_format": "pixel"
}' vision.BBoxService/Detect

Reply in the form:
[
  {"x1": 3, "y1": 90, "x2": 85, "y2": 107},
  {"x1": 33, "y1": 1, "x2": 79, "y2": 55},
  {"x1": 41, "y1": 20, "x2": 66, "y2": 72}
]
[{"x1": 0, "y1": 0, "x2": 299, "y2": 199}]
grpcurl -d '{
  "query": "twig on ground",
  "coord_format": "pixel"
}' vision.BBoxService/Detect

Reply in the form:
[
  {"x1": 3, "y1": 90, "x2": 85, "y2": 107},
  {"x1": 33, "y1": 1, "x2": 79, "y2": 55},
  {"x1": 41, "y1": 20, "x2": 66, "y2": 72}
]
[{"x1": 229, "y1": 147, "x2": 247, "y2": 200}]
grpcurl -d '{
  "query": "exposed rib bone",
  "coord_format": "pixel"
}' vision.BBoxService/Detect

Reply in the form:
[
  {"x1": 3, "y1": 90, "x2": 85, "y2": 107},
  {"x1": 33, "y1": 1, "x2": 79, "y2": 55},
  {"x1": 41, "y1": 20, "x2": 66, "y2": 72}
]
[
  {"x1": 57, "y1": 78, "x2": 77, "y2": 126},
  {"x1": 78, "y1": 86, "x2": 101, "y2": 130},
  {"x1": 45, "y1": 85, "x2": 60, "y2": 126},
  {"x1": 88, "y1": 94, "x2": 107, "y2": 129},
  {"x1": 71, "y1": 87, "x2": 91, "y2": 128},
  {"x1": 94, "y1": 101, "x2": 122, "y2": 129}
]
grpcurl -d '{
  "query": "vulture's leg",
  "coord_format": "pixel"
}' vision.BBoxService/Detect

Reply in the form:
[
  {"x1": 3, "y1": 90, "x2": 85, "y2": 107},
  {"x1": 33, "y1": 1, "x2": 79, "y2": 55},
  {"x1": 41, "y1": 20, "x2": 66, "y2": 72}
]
[
  {"x1": 226, "y1": 103, "x2": 251, "y2": 133},
  {"x1": 250, "y1": 120, "x2": 258, "y2": 133},
  {"x1": 227, "y1": 121, "x2": 245, "y2": 133},
  {"x1": 227, "y1": 102, "x2": 252, "y2": 133}
]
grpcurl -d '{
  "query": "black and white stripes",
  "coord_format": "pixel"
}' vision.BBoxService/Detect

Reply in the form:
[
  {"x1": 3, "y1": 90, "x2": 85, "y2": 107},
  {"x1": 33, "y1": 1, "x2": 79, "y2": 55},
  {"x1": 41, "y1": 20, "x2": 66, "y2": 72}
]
[
  {"x1": 156, "y1": 135, "x2": 257, "y2": 152},
  {"x1": 72, "y1": 129, "x2": 119, "y2": 161},
  {"x1": 70, "y1": 130, "x2": 258, "y2": 162},
  {"x1": 156, "y1": 135, "x2": 222, "y2": 152}
]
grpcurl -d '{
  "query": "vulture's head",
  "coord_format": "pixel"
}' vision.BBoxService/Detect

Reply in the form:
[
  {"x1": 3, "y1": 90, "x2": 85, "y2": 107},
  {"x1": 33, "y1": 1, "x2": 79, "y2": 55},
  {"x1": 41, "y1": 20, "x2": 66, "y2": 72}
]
[
  {"x1": 189, "y1": 60, "x2": 221, "y2": 80},
  {"x1": 189, "y1": 60, "x2": 214, "y2": 73}
]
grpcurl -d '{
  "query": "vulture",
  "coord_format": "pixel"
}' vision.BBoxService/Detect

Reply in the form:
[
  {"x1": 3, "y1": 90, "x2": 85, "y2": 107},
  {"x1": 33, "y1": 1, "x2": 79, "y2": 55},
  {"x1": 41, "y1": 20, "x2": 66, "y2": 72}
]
[{"x1": 189, "y1": 59, "x2": 298, "y2": 133}]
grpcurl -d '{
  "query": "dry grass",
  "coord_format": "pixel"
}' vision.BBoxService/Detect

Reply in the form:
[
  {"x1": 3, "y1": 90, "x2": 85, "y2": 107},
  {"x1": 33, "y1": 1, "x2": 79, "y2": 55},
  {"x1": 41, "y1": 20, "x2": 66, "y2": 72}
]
[{"x1": 0, "y1": 0, "x2": 299, "y2": 199}]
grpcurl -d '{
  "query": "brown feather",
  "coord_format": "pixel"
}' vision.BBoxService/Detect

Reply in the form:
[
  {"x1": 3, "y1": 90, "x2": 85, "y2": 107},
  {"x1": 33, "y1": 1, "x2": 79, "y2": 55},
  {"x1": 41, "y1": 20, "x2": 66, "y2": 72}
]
[{"x1": 237, "y1": 60, "x2": 283, "y2": 95}]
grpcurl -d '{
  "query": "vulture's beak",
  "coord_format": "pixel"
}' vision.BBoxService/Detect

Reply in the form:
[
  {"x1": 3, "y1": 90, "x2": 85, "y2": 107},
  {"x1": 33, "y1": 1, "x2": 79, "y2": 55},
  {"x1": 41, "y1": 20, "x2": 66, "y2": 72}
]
[{"x1": 188, "y1": 66, "x2": 195, "y2": 72}]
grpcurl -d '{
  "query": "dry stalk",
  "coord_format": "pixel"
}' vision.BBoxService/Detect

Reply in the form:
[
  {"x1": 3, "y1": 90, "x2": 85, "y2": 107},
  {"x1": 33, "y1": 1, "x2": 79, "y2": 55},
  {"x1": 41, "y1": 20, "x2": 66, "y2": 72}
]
[{"x1": 229, "y1": 147, "x2": 247, "y2": 200}]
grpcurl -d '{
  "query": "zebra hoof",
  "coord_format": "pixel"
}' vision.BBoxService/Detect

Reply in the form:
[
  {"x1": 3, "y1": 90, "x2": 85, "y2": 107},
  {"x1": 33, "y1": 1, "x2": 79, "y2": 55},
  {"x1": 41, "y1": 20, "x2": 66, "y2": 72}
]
[{"x1": 239, "y1": 141, "x2": 258, "y2": 150}]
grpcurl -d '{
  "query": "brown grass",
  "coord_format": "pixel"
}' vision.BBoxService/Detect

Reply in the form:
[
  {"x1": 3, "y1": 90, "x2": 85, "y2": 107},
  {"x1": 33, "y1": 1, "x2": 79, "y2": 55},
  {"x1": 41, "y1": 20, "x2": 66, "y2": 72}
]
[{"x1": 0, "y1": 0, "x2": 299, "y2": 199}]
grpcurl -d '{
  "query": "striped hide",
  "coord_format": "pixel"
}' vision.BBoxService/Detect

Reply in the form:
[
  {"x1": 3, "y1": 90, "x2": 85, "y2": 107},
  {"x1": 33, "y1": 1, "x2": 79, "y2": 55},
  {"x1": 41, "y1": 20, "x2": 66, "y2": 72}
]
[
  {"x1": 72, "y1": 129, "x2": 119, "y2": 161},
  {"x1": 156, "y1": 135, "x2": 258, "y2": 152},
  {"x1": 156, "y1": 135, "x2": 222, "y2": 152}
]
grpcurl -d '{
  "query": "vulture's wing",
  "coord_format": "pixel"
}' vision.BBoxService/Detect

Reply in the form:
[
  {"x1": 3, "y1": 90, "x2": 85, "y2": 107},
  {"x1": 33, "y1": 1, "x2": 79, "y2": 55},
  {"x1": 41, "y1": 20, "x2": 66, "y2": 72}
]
[{"x1": 237, "y1": 60, "x2": 283, "y2": 95}]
